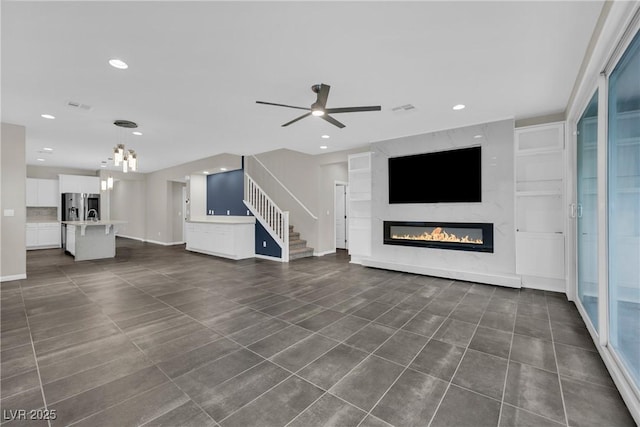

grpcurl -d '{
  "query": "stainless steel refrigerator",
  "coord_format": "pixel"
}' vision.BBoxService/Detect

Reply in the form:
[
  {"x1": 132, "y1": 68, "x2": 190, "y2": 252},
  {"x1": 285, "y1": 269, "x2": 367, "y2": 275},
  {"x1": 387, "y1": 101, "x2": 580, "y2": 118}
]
[{"x1": 61, "y1": 193, "x2": 100, "y2": 221}]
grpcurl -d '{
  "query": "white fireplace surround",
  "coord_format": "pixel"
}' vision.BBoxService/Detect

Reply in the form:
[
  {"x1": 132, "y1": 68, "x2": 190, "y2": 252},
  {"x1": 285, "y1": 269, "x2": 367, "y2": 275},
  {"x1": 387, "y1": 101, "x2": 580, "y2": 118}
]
[{"x1": 363, "y1": 118, "x2": 521, "y2": 288}]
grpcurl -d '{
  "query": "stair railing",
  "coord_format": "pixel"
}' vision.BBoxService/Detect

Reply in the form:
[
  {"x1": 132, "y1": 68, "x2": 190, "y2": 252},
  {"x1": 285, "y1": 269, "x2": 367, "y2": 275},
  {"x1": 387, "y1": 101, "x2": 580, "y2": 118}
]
[{"x1": 244, "y1": 173, "x2": 289, "y2": 262}]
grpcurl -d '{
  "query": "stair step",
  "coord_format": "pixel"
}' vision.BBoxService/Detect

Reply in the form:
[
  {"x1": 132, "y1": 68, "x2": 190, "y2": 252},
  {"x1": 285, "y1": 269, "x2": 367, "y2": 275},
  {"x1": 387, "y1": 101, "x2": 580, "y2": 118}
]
[
  {"x1": 289, "y1": 231, "x2": 300, "y2": 240},
  {"x1": 289, "y1": 246, "x2": 314, "y2": 260},
  {"x1": 289, "y1": 239, "x2": 307, "y2": 249}
]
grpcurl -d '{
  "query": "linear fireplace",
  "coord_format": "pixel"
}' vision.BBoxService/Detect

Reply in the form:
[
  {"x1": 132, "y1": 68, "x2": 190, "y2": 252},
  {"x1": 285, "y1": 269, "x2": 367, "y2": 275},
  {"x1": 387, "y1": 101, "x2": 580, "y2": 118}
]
[{"x1": 383, "y1": 221, "x2": 494, "y2": 253}]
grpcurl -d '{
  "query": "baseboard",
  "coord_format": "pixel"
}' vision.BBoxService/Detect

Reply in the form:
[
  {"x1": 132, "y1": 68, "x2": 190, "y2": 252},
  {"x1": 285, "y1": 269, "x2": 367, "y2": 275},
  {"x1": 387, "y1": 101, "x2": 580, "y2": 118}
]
[
  {"x1": 1, "y1": 273, "x2": 27, "y2": 282},
  {"x1": 314, "y1": 250, "x2": 335, "y2": 257},
  {"x1": 116, "y1": 234, "x2": 146, "y2": 242},
  {"x1": 255, "y1": 254, "x2": 284, "y2": 262},
  {"x1": 362, "y1": 258, "x2": 522, "y2": 288}
]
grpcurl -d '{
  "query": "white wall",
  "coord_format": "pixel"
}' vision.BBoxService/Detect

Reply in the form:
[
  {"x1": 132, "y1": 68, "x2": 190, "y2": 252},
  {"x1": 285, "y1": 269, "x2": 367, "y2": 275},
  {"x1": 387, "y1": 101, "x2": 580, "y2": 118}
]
[
  {"x1": 1, "y1": 123, "x2": 27, "y2": 281},
  {"x1": 366, "y1": 119, "x2": 519, "y2": 287}
]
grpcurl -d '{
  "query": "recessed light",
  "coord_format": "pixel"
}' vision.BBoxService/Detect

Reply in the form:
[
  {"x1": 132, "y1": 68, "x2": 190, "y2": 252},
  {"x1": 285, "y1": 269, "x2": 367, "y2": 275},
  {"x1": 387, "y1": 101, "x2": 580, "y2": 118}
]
[
  {"x1": 43, "y1": 147, "x2": 54, "y2": 151},
  {"x1": 320, "y1": 145, "x2": 328, "y2": 150},
  {"x1": 474, "y1": 134, "x2": 483, "y2": 139},
  {"x1": 41, "y1": 114, "x2": 55, "y2": 119},
  {"x1": 321, "y1": 135, "x2": 330, "y2": 139},
  {"x1": 109, "y1": 59, "x2": 128, "y2": 69},
  {"x1": 36, "y1": 158, "x2": 45, "y2": 162},
  {"x1": 132, "y1": 131, "x2": 142, "y2": 136},
  {"x1": 452, "y1": 104, "x2": 466, "y2": 111},
  {"x1": 220, "y1": 167, "x2": 227, "y2": 171},
  {"x1": 203, "y1": 171, "x2": 209, "y2": 174}
]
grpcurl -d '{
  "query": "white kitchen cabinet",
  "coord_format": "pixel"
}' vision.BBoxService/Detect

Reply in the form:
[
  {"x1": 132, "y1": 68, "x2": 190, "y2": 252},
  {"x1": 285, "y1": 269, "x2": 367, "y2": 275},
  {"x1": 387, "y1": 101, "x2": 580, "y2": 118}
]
[
  {"x1": 58, "y1": 174, "x2": 100, "y2": 194},
  {"x1": 26, "y1": 222, "x2": 61, "y2": 249},
  {"x1": 26, "y1": 178, "x2": 59, "y2": 207},
  {"x1": 186, "y1": 217, "x2": 255, "y2": 260},
  {"x1": 514, "y1": 123, "x2": 566, "y2": 291}
]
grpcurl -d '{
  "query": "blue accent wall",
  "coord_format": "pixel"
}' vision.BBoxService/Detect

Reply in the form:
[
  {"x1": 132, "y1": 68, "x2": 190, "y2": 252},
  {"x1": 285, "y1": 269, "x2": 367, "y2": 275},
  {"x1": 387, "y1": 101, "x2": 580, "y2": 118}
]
[
  {"x1": 255, "y1": 221, "x2": 282, "y2": 258},
  {"x1": 206, "y1": 169, "x2": 248, "y2": 216}
]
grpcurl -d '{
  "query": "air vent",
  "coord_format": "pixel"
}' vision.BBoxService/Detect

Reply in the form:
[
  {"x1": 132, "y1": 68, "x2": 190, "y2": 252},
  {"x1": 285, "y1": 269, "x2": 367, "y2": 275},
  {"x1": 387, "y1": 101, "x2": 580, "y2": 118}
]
[
  {"x1": 65, "y1": 100, "x2": 92, "y2": 111},
  {"x1": 391, "y1": 104, "x2": 416, "y2": 112}
]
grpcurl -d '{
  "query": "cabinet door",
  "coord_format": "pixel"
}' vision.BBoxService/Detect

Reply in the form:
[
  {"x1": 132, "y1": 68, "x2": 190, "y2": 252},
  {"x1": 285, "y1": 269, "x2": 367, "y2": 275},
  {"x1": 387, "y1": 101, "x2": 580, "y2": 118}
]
[
  {"x1": 26, "y1": 226, "x2": 38, "y2": 247},
  {"x1": 26, "y1": 179, "x2": 38, "y2": 206},
  {"x1": 39, "y1": 224, "x2": 61, "y2": 246},
  {"x1": 38, "y1": 180, "x2": 59, "y2": 206},
  {"x1": 81, "y1": 176, "x2": 100, "y2": 194}
]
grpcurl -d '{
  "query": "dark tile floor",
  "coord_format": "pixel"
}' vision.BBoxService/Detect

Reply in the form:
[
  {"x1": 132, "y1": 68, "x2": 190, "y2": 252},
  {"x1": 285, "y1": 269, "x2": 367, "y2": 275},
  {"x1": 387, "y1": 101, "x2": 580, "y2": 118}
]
[{"x1": 1, "y1": 238, "x2": 636, "y2": 427}]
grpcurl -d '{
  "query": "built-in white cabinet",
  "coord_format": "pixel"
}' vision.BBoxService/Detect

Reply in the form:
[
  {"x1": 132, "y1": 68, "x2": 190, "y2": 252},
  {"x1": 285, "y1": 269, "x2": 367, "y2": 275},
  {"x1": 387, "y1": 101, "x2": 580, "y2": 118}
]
[
  {"x1": 348, "y1": 152, "x2": 372, "y2": 263},
  {"x1": 26, "y1": 178, "x2": 59, "y2": 207},
  {"x1": 185, "y1": 218, "x2": 255, "y2": 260},
  {"x1": 26, "y1": 222, "x2": 61, "y2": 249},
  {"x1": 514, "y1": 123, "x2": 566, "y2": 291},
  {"x1": 58, "y1": 174, "x2": 100, "y2": 194}
]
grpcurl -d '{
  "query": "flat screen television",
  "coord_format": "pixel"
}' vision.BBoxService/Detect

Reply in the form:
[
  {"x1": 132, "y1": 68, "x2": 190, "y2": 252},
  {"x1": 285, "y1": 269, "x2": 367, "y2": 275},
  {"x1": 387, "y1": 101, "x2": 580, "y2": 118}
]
[{"x1": 388, "y1": 146, "x2": 481, "y2": 203}]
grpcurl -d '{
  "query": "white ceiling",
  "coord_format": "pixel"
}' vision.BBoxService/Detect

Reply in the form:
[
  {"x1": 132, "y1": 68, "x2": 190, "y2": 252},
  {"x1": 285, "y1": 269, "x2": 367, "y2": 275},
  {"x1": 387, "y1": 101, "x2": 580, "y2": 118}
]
[{"x1": 2, "y1": 1, "x2": 603, "y2": 173}]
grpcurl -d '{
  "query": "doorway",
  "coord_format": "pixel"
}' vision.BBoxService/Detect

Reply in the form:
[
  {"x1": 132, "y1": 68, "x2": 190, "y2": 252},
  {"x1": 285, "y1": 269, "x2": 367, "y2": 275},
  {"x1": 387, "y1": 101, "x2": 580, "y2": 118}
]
[{"x1": 335, "y1": 182, "x2": 348, "y2": 250}]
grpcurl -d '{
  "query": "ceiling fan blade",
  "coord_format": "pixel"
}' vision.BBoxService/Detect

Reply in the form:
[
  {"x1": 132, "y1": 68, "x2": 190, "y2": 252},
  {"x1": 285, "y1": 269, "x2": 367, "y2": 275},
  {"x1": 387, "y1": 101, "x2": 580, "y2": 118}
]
[
  {"x1": 321, "y1": 114, "x2": 346, "y2": 129},
  {"x1": 325, "y1": 106, "x2": 382, "y2": 114},
  {"x1": 316, "y1": 84, "x2": 331, "y2": 108},
  {"x1": 282, "y1": 112, "x2": 312, "y2": 127},
  {"x1": 256, "y1": 101, "x2": 310, "y2": 111}
]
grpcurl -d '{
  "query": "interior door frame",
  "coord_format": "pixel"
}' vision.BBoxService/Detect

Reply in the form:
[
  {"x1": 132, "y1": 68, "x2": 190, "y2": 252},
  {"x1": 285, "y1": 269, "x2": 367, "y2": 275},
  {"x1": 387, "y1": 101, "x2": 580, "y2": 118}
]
[{"x1": 334, "y1": 180, "x2": 348, "y2": 253}]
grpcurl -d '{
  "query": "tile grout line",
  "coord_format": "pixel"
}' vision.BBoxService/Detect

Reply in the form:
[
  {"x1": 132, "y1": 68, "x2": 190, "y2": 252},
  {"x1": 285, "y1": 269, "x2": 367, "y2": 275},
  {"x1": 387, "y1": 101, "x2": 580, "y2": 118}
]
[
  {"x1": 546, "y1": 293, "x2": 571, "y2": 427},
  {"x1": 17, "y1": 271, "x2": 55, "y2": 427},
  {"x1": 496, "y1": 290, "x2": 520, "y2": 426}
]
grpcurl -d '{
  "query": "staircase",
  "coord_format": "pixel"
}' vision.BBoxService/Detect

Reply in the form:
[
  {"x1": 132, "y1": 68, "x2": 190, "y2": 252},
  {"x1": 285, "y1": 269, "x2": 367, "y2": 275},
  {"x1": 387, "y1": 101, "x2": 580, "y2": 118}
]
[{"x1": 288, "y1": 225, "x2": 313, "y2": 260}]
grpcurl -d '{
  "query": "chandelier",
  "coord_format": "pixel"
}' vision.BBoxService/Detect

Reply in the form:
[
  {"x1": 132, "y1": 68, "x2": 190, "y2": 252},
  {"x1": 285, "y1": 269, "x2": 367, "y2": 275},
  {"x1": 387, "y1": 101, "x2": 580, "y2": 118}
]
[{"x1": 113, "y1": 120, "x2": 138, "y2": 172}]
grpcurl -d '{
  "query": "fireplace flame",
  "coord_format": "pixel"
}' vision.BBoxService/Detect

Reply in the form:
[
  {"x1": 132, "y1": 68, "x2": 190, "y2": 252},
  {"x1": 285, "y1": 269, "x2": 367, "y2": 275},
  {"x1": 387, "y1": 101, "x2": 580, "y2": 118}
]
[{"x1": 392, "y1": 227, "x2": 483, "y2": 244}]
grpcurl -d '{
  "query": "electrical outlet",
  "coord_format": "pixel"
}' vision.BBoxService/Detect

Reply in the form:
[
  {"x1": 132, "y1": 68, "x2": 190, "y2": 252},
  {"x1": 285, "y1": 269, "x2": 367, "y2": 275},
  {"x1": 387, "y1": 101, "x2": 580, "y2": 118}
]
[
  {"x1": 263, "y1": 241, "x2": 266, "y2": 248},
  {"x1": 227, "y1": 210, "x2": 230, "y2": 215},
  {"x1": 247, "y1": 210, "x2": 250, "y2": 215}
]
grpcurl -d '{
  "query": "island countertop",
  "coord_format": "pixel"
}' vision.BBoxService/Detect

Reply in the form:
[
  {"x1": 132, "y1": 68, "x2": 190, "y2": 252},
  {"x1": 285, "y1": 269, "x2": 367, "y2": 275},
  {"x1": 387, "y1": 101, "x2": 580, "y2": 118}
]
[
  {"x1": 187, "y1": 216, "x2": 255, "y2": 224},
  {"x1": 61, "y1": 220, "x2": 127, "y2": 226}
]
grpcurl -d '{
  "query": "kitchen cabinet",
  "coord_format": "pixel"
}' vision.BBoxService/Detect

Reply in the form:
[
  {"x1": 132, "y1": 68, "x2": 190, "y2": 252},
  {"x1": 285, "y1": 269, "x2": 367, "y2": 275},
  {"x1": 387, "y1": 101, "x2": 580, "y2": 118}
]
[
  {"x1": 58, "y1": 174, "x2": 100, "y2": 194},
  {"x1": 26, "y1": 222, "x2": 61, "y2": 249},
  {"x1": 186, "y1": 217, "x2": 255, "y2": 260},
  {"x1": 26, "y1": 178, "x2": 59, "y2": 207}
]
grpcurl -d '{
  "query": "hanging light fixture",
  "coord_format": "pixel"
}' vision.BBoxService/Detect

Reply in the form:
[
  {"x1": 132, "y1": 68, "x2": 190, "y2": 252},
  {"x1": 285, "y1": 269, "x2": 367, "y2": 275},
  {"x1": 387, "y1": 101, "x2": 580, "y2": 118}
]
[
  {"x1": 112, "y1": 120, "x2": 139, "y2": 173},
  {"x1": 101, "y1": 175, "x2": 115, "y2": 191}
]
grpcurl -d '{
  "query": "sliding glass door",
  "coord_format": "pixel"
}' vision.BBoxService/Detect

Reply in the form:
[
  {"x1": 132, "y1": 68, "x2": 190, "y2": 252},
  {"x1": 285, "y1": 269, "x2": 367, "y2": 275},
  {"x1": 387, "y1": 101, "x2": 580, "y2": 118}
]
[
  {"x1": 577, "y1": 92, "x2": 599, "y2": 330},
  {"x1": 608, "y1": 30, "x2": 640, "y2": 388}
]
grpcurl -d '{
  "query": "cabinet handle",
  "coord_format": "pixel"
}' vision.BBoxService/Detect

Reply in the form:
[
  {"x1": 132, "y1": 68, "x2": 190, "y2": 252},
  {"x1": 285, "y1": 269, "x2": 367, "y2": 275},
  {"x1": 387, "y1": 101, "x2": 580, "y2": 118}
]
[
  {"x1": 577, "y1": 204, "x2": 583, "y2": 218},
  {"x1": 570, "y1": 203, "x2": 577, "y2": 218}
]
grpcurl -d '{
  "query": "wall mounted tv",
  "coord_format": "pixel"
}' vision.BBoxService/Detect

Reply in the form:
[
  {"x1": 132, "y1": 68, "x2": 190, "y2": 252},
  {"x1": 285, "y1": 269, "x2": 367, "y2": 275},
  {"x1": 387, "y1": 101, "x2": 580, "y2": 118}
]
[{"x1": 388, "y1": 146, "x2": 481, "y2": 204}]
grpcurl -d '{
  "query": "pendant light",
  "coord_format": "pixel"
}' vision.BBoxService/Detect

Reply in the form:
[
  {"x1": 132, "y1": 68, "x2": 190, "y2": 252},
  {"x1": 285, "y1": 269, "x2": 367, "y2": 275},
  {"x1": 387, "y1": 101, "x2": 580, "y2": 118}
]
[{"x1": 113, "y1": 120, "x2": 139, "y2": 173}]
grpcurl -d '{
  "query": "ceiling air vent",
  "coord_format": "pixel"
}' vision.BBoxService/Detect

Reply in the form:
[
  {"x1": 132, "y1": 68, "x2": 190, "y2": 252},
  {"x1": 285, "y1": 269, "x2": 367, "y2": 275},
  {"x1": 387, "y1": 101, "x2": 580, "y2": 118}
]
[
  {"x1": 391, "y1": 104, "x2": 416, "y2": 112},
  {"x1": 65, "y1": 100, "x2": 92, "y2": 111}
]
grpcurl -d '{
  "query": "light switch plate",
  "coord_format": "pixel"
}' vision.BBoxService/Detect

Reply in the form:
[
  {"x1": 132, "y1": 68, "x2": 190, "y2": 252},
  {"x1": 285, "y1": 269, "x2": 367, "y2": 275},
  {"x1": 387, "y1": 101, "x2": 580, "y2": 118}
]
[{"x1": 3, "y1": 209, "x2": 14, "y2": 217}]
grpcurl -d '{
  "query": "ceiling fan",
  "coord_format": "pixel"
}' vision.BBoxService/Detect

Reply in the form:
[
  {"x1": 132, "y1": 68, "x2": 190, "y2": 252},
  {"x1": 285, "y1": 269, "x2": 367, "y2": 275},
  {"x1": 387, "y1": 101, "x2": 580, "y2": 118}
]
[{"x1": 256, "y1": 83, "x2": 381, "y2": 128}]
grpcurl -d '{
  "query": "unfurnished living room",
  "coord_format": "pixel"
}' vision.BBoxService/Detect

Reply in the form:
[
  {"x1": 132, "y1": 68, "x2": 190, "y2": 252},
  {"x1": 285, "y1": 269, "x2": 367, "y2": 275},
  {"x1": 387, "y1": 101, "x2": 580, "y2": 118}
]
[{"x1": 1, "y1": 1, "x2": 639, "y2": 427}]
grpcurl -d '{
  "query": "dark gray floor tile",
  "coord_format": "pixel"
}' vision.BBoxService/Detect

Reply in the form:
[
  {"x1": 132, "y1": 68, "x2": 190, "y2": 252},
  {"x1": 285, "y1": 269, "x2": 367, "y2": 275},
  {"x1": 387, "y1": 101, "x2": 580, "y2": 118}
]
[
  {"x1": 157, "y1": 338, "x2": 240, "y2": 378},
  {"x1": 469, "y1": 326, "x2": 512, "y2": 359},
  {"x1": 452, "y1": 349, "x2": 508, "y2": 400},
  {"x1": 220, "y1": 376, "x2": 323, "y2": 427},
  {"x1": 555, "y1": 343, "x2": 614, "y2": 388},
  {"x1": 431, "y1": 385, "x2": 500, "y2": 427},
  {"x1": 372, "y1": 369, "x2": 448, "y2": 427},
  {"x1": 1, "y1": 344, "x2": 37, "y2": 379},
  {"x1": 432, "y1": 318, "x2": 476, "y2": 347},
  {"x1": 351, "y1": 301, "x2": 393, "y2": 321},
  {"x1": 561, "y1": 376, "x2": 635, "y2": 427},
  {"x1": 209, "y1": 308, "x2": 272, "y2": 335},
  {"x1": 504, "y1": 361, "x2": 565, "y2": 423},
  {"x1": 271, "y1": 334, "x2": 338, "y2": 372},
  {"x1": 140, "y1": 400, "x2": 216, "y2": 427},
  {"x1": 551, "y1": 321, "x2": 596, "y2": 351},
  {"x1": 1, "y1": 370, "x2": 40, "y2": 399},
  {"x1": 175, "y1": 349, "x2": 264, "y2": 403},
  {"x1": 402, "y1": 311, "x2": 446, "y2": 337},
  {"x1": 43, "y1": 351, "x2": 153, "y2": 404},
  {"x1": 460, "y1": 292, "x2": 491, "y2": 306},
  {"x1": 70, "y1": 382, "x2": 189, "y2": 427},
  {"x1": 0, "y1": 386, "x2": 44, "y2": 415},
  {"x1": 0, "y1": 327, "x2": 32, "y2": 351},
  {"x1": 248, "y1": 325, "x2": 312, "y2": 358},
  {"x1": 358, "y1": 415, "x2": 394, "y2": 427},
  {"x1": 331, "y1": 355, "x2": 404, "y2": 412},
  {"x1": 486, "y1": 296, "x2": 518, "y2": 314},
  {"x1": 143, "y1": 329, "x2": 223, "y2": 363},
  {"x1": 228, "y1": 317, "x2": 289, "y2": 346},
  {"x1": 258, "y1": 298, "x2": 306, "y2": 316},
  {"x1": 24, "y1": 291, "x2": 94, "y2": 317},
  {"x1": 296, "y1": 309, "x2": 345, "y2": 332},
  {"x1": 33, "y1": 323, "x2": 121, "y2": 358},
  {"x1": 156, "y1": 288, "x2": 213, "y2": 307},
  {"x1": 288, "y1": 393, "x2": 366, "y2": 427},
  {"x1": 201, "y1": 361, "x2": 290, "y2": 421},
  {"x1": 517, "y1": 303, "x2": 549, "y2": 320},
  {"x1": 499, "y1": 404, "x2": 564, "y2": 427},
  {"x1": 514, "y1": 314, "x2": 552, "y2": 341},
  {"x1": 375, "y1": 306, "x2": 420, "y2": 328},
  {"x1": 344, "y1": 323, "x2": 396, "y2": 353},
  {"x1": 422, "y1": 299, "x2": 457, "y2": 317},
  {"x1": 245, "y1": 294, "x2": 291, "y2": 310},
  {"x1": 410, "y1": 339, "x2": 464, "y2": 381},
  {"x1": 132, "y1": 320, "x2": 207, "y2": 350},
  {"x1": 278, "y1": 303, "x2": 326, "y2": 323},
  {"x1": 298, "y1": 344, "x2": 369, "y2": 390},
  {"x1": 317, "y1": 316, "x2": 369, "y2": 342},
  {"x1": 49, "y1": 365, "x2": 168, "y2": 426},
  {"x1": 510, "y1": 334, "x2": 557, "y2": 372},
  {"x1": 374, "y1": 330, "x2": 428, "y2": 366},
  {"x1": 479, "y1": 310, "x2": 516, "y2": 332},
  {"x1": 450, "y1": 303, "x2": 485, "y2": 324}
]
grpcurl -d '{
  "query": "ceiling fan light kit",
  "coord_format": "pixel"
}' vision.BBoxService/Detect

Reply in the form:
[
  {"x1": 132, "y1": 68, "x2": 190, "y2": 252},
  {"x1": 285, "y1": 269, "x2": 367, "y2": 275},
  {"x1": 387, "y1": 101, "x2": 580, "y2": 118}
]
[{"x1": 256, "y1": 83, "x2": 381, "y2": 128}]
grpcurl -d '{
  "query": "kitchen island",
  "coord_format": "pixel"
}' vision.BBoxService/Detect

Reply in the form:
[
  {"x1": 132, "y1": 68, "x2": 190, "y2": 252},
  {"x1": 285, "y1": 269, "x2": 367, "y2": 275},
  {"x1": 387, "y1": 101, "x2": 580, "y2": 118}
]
[
  {"x1": 61, "y1": 220, "x2": 126, "y2": 261},
  {"x1": 186, "y1": 216, "x2": 255, "y2": 260}
]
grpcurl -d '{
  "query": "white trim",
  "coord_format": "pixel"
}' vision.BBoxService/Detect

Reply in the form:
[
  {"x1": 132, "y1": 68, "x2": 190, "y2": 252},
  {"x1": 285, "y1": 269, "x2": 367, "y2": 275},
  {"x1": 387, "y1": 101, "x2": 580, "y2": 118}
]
[
  {"x1": 254, "y1": 254, "x2": 283, "y2": 262},
  {"x1": 362, "y1": 258, "x2": 522, "y2": 288},
  {"x1": 0, "y1": 274, "x2": 27, "y2": 282},
  {"x1": 596, "y1": 72, "x2": 609, "y2": 348},
  {"x1": 313, "y1": 250, "x2": 335, "y2": 257},
  {"x1": 116, "y1": 234, "x2": 146, "y2": 242},
  {"x1": 250, "y1": 155, "x2": 318, "y2": 220},
  {"x1": 334, "y1": 180, "x2": 348, "y2": 253},
  {"x1": 145, "y1": 238, "x2": 176, "y2": 246}
]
